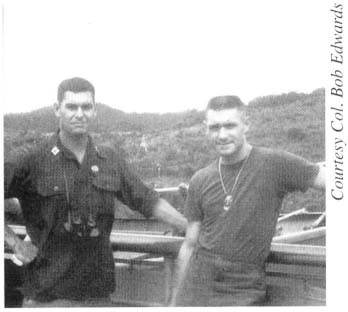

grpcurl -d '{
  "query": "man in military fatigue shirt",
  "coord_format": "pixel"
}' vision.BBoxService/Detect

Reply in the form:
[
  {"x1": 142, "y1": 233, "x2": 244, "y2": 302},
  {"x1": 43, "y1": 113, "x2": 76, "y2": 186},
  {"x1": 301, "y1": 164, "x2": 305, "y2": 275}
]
[{"x1": 4, "y1": 77, "x2": 187, "y2": 307}]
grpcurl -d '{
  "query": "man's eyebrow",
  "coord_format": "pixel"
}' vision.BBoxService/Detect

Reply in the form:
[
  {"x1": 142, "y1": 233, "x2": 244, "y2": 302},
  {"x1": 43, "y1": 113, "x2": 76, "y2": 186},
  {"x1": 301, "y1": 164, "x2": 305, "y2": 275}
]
[
  {"x1": 65, "y1": 102, "x2": 93, "y2": 106},
  {"x1": 208, "y1": 121, "x2": 237, "y2": 126}
]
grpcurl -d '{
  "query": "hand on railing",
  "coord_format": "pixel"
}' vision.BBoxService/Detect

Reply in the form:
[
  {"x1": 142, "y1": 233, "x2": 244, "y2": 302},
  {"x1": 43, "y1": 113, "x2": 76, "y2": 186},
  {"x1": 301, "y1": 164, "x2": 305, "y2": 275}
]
[
  {"x1": 12, "y1": 240, "x2": 38, "y2": 265},
  {"x1": 178, "y1": 183, "x2": 189, "y2": 200},
  {"x1": 167, "y1": 298, "x2": 176, "y2": 307}
]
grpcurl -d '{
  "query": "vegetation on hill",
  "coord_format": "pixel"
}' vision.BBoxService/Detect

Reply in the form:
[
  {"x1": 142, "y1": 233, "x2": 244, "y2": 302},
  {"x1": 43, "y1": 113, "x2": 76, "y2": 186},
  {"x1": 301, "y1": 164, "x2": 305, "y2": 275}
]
[
  {"x1": 4, "y1": 88, "x2": 325, "y2": 214},
  {"x1": 4, "y1": 104, "x2": 203, "y2": 134}
]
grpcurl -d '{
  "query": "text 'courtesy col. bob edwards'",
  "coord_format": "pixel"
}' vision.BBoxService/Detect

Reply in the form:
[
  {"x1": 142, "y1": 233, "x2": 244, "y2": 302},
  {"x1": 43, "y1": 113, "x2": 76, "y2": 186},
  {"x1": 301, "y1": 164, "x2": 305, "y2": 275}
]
[{"x1": 329, "y1": 2, "x2": 345, "y2": 202}]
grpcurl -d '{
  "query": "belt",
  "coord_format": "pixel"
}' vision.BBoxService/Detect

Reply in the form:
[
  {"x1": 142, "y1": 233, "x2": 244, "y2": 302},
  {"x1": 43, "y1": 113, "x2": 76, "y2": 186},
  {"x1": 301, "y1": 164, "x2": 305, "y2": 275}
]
[{"x1": 195, "y1": 247, "x2": 265, "y2": 271}]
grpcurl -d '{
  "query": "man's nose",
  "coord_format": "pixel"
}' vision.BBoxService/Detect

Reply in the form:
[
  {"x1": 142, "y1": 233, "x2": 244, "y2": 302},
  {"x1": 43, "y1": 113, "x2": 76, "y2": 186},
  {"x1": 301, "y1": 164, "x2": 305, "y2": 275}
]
[
  {"x1": 75, "y1": 107, "x2": 84, "y2": 118},
  {"x1": 217, "y1": 127, "x2": 228, "y2": 139}
]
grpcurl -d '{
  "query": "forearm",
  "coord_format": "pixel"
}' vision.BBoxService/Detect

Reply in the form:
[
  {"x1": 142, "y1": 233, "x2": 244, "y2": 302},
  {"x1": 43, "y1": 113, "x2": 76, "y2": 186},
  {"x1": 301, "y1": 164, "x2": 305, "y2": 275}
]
[
  {"x1": 4, "y1": 224, "x2": 22, "y2": 251},
  {"x1": 169, "y1": 221, "x2": 200, "y2": 306},
  {"x1": 5, "y1": 198, "x2": 22, "y2": 215},
  {"x1": 312, "y1": 162, "x2": 326, "y2": 190},
  {"x1": 5, "y1": 224, "x2": 38, "y2": 264},
  {"x1": 152, "y1": 198, "x2": 188, "y2": 233},
  {"x1": 170, "y1": 242, "x2": 195, "y2": 305}
]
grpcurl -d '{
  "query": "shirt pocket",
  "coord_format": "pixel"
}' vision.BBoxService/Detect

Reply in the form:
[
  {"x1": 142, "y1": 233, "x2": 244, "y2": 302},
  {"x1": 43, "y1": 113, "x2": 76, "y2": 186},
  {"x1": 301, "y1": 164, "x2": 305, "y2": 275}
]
[
  {"x1": 92, "y1": 173, "x2": 120, "y2": 193},
  {"x1": 34, "y1": 176, "x2": 67, "y2": 233},
  {"x1": 91, "y1": 173, "x2": 120, "y2": 215},
  {"x1": 36, "y1": 176, "x2": 66, "y2": 197}
]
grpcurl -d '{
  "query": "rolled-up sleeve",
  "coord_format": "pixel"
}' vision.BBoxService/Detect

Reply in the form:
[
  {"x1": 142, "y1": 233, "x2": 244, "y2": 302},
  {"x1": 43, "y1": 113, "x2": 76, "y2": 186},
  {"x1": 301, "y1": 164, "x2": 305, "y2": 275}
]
[
  {"x1": 4, "y1": 156, "x2": 32, "y2": 200},
  {"x1": 117, "y1": 156, "x2": 159, "y2": 218}
]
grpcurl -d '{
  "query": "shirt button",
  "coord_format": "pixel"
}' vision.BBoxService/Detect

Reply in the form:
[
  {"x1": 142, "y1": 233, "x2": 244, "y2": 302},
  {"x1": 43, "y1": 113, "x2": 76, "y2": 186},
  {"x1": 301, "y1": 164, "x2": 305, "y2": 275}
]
[
  {"x1": 53, "y1": 186, "x2": 59, "y2": 192},
  {"x1": 91, "y1": 165, "x2": 99, "y2": 175}
]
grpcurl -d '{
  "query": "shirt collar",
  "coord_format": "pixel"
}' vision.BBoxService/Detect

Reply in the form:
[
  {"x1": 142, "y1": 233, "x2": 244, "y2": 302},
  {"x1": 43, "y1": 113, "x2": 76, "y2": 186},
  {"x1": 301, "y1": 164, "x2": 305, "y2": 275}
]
[{"x1": 49, "y1": 131, "x2": 107, "y2": 160}]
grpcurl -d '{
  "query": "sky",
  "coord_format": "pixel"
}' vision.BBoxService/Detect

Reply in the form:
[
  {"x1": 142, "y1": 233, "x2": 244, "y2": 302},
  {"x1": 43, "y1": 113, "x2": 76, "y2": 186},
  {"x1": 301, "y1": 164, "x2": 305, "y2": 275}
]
[
  {"x1": 2, "y1": 0, "x2": 327, "y2": 114},
  {"x1": 2, "y1": 1, "x2": 348, "y2": 308}
]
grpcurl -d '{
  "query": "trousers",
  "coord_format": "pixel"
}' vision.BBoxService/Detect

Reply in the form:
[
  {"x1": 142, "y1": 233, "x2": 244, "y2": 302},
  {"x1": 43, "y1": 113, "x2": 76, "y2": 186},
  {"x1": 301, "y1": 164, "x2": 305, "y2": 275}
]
[{"x1": 176, "y1": 248, "x2": 267, "y2": 306}]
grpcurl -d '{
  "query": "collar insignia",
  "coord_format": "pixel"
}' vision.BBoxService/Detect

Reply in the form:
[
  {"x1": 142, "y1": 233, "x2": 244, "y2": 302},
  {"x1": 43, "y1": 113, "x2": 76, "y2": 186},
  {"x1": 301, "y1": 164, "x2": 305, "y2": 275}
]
[{"x1": 51, "y1": 146, "x2": 60, "y2": 155}]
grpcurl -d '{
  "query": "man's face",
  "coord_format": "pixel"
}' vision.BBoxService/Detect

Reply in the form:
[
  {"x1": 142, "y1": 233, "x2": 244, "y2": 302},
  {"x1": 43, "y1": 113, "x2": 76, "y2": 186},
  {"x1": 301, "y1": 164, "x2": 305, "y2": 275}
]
[
  {"x1": 55, "y1": 91, "x2": 96, "y2": 136},
  {"x1": 206, "y1": 108, "x2": 249, "y2": 158}
]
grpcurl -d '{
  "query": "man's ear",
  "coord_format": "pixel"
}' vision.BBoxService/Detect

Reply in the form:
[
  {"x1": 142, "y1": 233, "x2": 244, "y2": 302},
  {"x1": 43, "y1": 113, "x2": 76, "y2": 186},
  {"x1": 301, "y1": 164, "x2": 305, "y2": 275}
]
[
  {"x1": 203, "y1": 119, "x2": 209, "y2": 135},
  {"x1": 92, "y1": 102, "x2": 97, "y2": 116},
  {"x1": 53, "y1": 102, "x2": 61, "y2": 117},
  {"x1": 243, "y1": 115, "x2": 250, "y2": 134}
]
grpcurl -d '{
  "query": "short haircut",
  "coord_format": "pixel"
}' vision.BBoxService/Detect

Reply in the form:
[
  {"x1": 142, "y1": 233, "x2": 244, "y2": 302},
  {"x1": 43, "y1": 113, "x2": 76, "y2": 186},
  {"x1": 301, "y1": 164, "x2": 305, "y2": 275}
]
[
  {"x1": 206, "y1": 95, "x2": 245, "y2": 111},
  {"x1": 57, "y1": 77, "x2": 95, "y2": 103}
]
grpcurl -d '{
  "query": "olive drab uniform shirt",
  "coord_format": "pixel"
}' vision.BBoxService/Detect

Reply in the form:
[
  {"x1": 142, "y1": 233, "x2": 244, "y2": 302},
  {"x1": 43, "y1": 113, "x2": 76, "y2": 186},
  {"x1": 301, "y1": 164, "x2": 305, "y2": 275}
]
[{"x1": 5, "y1": 134, "x2": 158, "y2": 301}]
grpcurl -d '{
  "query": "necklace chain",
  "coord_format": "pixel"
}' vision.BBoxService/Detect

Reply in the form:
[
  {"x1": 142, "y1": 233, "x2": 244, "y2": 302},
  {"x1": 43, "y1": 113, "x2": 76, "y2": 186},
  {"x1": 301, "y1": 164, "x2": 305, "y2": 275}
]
[{"x1": 218, "y1": 147, "x2": 252, "y2": 197}]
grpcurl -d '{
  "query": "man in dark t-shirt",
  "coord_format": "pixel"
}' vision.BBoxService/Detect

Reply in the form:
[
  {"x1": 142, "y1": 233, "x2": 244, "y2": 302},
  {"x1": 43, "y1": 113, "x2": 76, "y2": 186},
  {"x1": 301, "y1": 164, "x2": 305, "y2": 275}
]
[{"x1": 171, "y1": 95, "x2": 325, "y2": 306}]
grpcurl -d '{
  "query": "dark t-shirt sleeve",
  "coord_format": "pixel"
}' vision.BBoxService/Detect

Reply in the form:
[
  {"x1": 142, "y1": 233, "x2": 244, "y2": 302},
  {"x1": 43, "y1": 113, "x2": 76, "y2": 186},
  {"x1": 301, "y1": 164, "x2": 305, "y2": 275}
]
[
  {"x1": 117, "y1": 156, "x2": 159, "y2": 218},
  {"x1": 275, "y1": 150, "x2": 320, "y2": 194},
  {"x1": 184, "y1": 173, "x2": 204, "y2": 222}
]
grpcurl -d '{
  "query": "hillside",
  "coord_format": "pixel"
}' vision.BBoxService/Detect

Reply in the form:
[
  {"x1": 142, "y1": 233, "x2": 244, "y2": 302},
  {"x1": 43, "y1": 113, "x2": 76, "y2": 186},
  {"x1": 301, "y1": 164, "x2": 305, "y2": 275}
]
[
  {"x1": 3, "y1": 104, "x2": 202, "y2": 134},
  {"x1": 4, "y1": 88, "x2": 325, "y2": 213}
]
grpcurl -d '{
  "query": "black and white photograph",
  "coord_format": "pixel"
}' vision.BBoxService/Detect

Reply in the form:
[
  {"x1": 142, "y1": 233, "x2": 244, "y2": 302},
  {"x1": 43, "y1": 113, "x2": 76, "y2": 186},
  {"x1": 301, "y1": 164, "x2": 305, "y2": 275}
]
[{"x1": 1, "y1": 0, "x2": 346, "y2": 309}]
